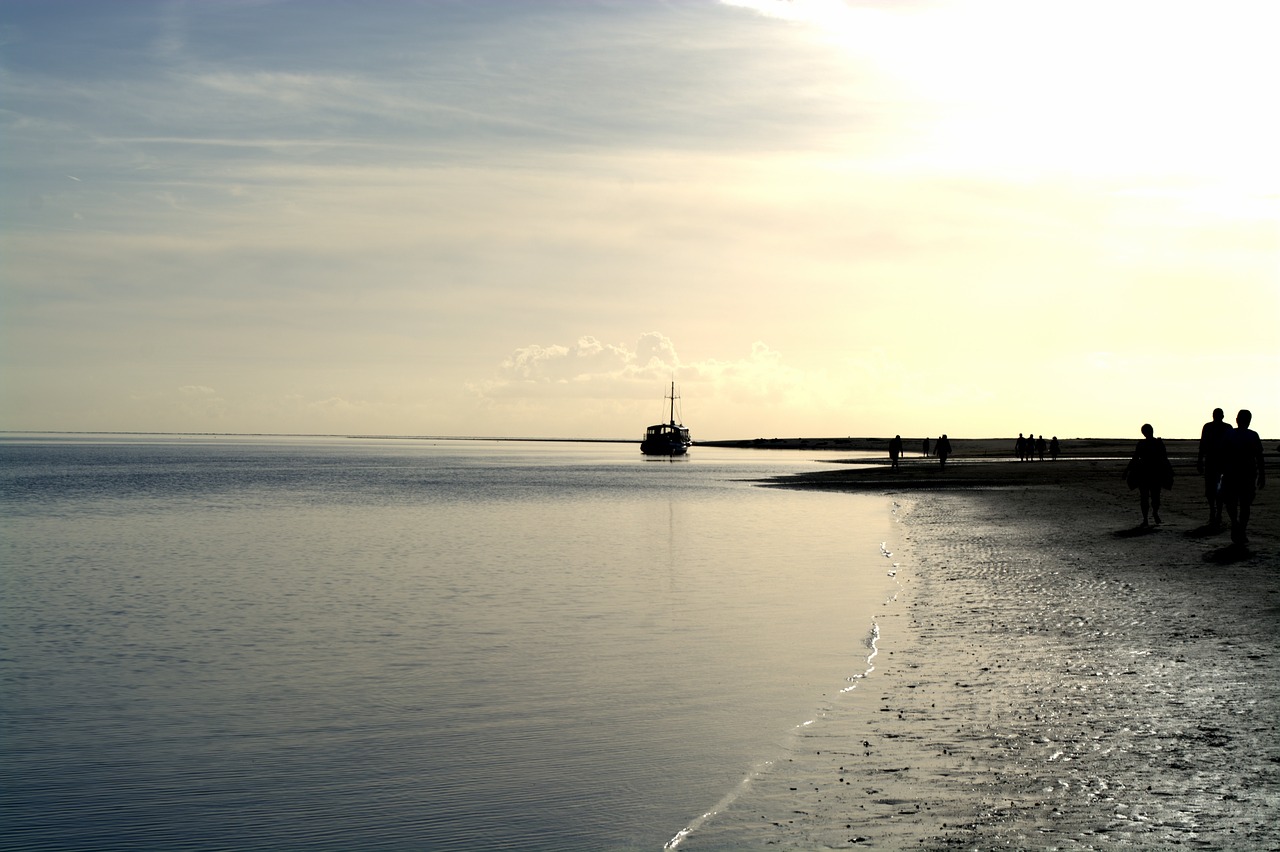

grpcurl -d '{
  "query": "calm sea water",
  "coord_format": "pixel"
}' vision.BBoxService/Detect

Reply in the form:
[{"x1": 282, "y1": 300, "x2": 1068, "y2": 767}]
[{"x1": 0, "y1": 435, "x2": 897, "y2": 851}]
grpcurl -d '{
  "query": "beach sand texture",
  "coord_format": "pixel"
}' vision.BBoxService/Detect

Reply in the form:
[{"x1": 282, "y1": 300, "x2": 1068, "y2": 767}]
[{"x1": 701, "y1": 454, "x2": 1278, "y2": 850}]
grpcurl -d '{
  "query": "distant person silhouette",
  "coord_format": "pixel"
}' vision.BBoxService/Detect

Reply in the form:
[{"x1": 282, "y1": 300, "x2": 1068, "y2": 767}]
[
  {"x1": 1015, "y1": 433, "x2": 1027, "y2": 461},
  {"x1": 1196, "y1": 407, "x2": 1233, "y2": 528},
  {"x1": 1124, "y1": 423, "x2": 1172, "y2": 527},
  {"x1": 1222, "y1": 409, "x2": 1265, "y2": 545},
  {"x1": 889, "y1": 435, "x2": 903, "y2": 469},
  {"x1": 1049, "y1": 436, "x2": 1060, "y2": 460},
  {"x1": 935, "y1": 434, "x2": 952, "y2": 468},
  {"x1": 1035, "y1": 435, "x2": 1047, "y2": 461},
  {"x1": 922, "y1": 437, "x2": 931, "y2": 457}
]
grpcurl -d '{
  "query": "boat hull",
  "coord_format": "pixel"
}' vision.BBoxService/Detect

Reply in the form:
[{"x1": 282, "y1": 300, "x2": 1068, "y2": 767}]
[{"x1": 640, "y1": 424, "x2": 691, "y2": 456}]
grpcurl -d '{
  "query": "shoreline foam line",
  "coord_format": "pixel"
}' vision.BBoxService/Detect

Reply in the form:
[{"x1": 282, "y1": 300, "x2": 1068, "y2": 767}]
[
  {"x1": 664, "y1": 498, "x2": 908, "y2": 849},
  {"x1": 662, "y1": 621, "x2": 886, "y2": 850}
]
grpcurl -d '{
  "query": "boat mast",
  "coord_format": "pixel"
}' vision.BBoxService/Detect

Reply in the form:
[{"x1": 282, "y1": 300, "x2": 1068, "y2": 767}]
[{"x1": 668, "y1": 381, "x2": 677, "y2": 426}]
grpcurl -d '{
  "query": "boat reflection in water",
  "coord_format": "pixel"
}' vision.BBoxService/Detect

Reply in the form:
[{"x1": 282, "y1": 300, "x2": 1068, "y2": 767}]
[{"x1": 640, "y1": 382, "x2": 692, "y2": 456}]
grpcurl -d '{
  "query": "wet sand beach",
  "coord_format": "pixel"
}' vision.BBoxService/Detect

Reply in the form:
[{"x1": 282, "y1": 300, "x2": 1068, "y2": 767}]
[{"x1": 698, "y1": 452, "x2": 1279, "y2": 850}]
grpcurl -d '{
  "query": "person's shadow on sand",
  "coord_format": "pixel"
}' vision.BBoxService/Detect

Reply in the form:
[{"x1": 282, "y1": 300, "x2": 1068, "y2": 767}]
[
  {"x1": 1115, "y1": 524, "x2": 1158, "y2": 538},
  {"x1": 1184, "y1": 524, "x2": 1222, "y2": 540},
  {"x1": 1203, "y1": 544, "x2": 1253, "y2": 565}
]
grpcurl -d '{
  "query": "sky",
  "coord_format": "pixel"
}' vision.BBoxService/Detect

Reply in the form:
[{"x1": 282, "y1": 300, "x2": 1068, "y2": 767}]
[{"x1": 2, "y1": 0, "x2": 1277, "y2": 440}]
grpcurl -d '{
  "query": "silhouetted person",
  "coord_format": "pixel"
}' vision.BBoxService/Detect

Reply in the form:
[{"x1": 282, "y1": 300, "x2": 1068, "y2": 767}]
[
  {"x1": 936, "y1": 434, "x2": 952, "y2": 468},
  {"x1": 1222, "y1": 409, "x2": 1265, "y2": 545},
  {"x1": 1015, "y1": 433, "x2": 1027, "y2": 461},
  {"x1": 921, "y1": 437, "x2": 931, "y2": 457},
  {"x1": 1036, "y1": 435, "x2": 1047, "y2": 461},
  {"x1": 1196, "y1": 407, "x2": 1233, "y2": 528},
  {"x1": 1049, "y1": 436, "x2": 1060, "y2": 460},
  {"x1": 889, "y1": 435, "x2": 903, "y2": 469},
  {"x1": 1124, "y1": 423, "x2": 1171, "y2": 526}
]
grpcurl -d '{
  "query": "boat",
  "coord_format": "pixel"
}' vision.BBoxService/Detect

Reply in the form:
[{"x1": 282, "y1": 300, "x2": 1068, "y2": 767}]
[{"x1": 640, "y1": 382, "x2": 692, "y2": 456}]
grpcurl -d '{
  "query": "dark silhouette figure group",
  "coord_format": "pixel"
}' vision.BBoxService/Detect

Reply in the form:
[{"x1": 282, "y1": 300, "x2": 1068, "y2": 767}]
[
  {"x1": 886, "y1": 434, "x2": 949, "y2": 467},
  {"x1": 935, "y1": 434, "x2": 952, "y2": 468},
  {"x1": 1015, "y1": 433, "x2": 1055, "y2": 461},
  {"x1": 873, "y1": 415, "x2": 1264, "y2": 544},
  {"x1": 1196, "y1": 408, "x2": 1266, "y2": 545},
  {"x1": 1129, "y1": 408, "x2": 1265, "y2": 545}
]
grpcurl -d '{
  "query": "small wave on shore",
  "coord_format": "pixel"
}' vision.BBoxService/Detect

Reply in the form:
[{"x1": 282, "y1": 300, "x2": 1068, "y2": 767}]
[
  {"x1": 665, "y1": 511, "x2": 908, "y2": 850},
  {"x1": 664, "y1": 620, "x2": 887, "y2": 850}
]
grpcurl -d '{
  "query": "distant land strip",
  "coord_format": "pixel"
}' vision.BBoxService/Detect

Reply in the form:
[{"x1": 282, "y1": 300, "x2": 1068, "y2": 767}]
[{"x1": 699, "y1": 436, "x2": 1200, "y2": 457}]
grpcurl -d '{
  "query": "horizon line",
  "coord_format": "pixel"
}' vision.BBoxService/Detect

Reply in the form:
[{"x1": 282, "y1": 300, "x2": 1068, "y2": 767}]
[{"x1": 0, "y1": 430, "x2": 1245, "y2": 443}]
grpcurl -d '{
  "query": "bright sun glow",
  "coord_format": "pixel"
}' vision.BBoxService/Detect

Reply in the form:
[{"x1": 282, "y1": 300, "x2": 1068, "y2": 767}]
[{"x1": 726, "y1": 0, "x2": 1280, "y2": 185}]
